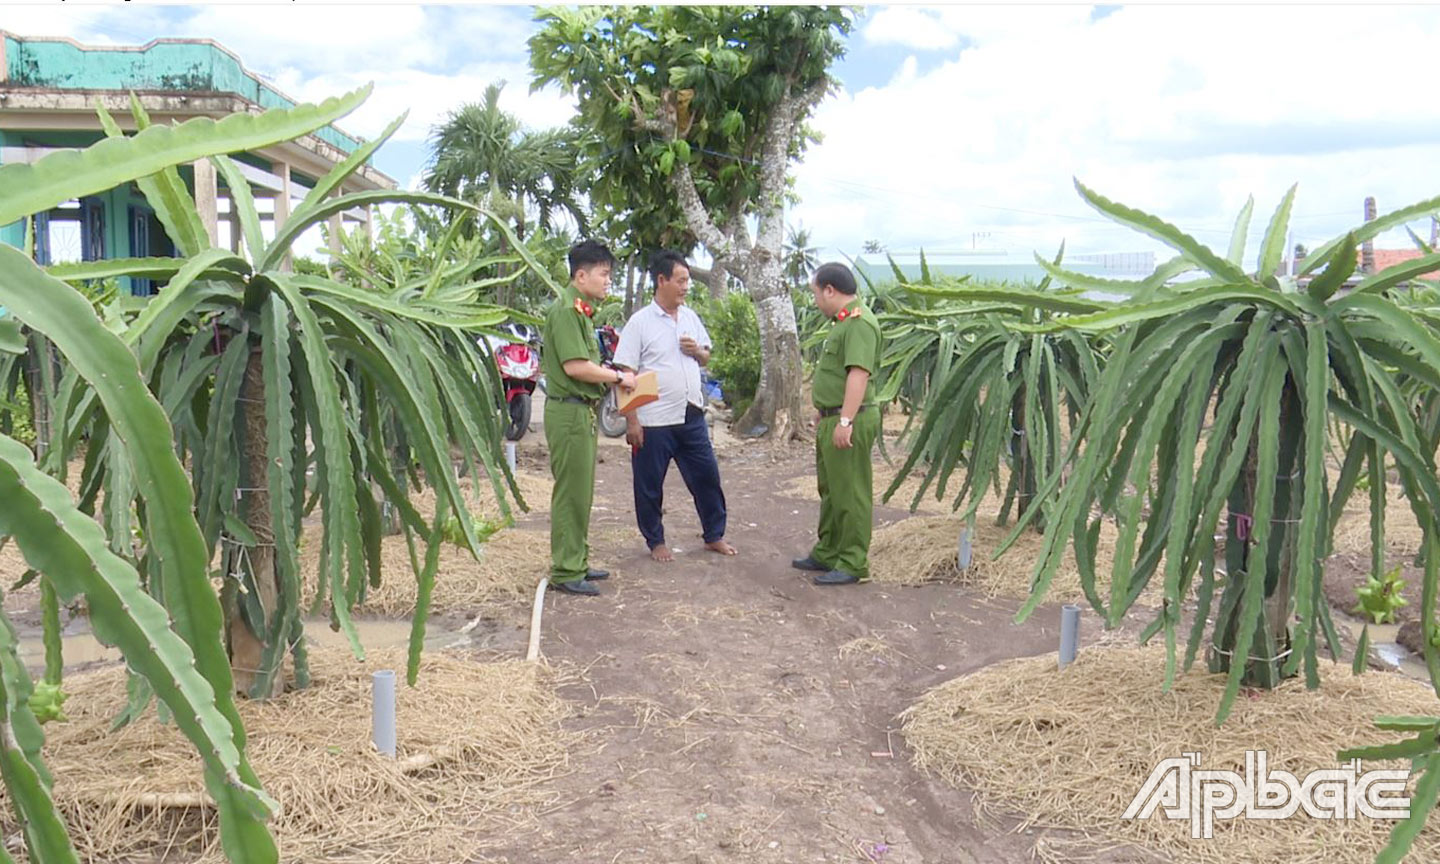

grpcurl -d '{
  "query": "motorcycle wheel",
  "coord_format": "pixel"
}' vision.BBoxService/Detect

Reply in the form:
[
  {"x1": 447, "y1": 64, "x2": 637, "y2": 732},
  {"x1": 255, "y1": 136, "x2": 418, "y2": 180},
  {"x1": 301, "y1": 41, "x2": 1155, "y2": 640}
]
[
  {"x1": 598, "y1": 388, "x2": 629, "y2": 438},
  {"x1": 505, "y1": 392, "x2": 532, "y2": 441}
]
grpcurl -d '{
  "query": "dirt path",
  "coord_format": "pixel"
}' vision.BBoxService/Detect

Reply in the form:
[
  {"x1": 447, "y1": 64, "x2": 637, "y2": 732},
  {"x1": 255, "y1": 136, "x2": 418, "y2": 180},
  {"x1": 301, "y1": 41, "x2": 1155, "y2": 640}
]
[{"x1": 479, "y1": 426, "x2": 1083, "y2": 864}]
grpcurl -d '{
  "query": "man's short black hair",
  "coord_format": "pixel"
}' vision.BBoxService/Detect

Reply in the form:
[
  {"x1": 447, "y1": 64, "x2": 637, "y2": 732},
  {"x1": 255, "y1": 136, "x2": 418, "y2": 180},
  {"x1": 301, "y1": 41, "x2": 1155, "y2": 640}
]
[
  {"x1": 650, "y1": 250, "x2": 690, "y2": 287},
  {"x1": 813, "y1": 262, "x2": 857, "y2": 296},
  {"x1": 568, "y1": 240, "x2": 616, "y2": 278}
]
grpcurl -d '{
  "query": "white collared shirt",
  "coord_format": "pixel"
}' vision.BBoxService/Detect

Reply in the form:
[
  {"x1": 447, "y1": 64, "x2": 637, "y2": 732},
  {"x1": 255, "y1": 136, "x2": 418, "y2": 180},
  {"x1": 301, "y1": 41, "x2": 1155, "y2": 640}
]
[{"x1": 613, "y1": 301, "x2": 713, "y2": 427}]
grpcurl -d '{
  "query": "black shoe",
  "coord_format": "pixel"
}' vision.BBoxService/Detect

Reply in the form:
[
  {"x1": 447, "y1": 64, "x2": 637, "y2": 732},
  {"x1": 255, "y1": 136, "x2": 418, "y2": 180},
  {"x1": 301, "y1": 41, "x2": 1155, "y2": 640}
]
[
  {"x1": 814, "y1": 569, "x2": 861, "y2": 586},
  {"x1": 585, "y1": 569, "x2": 610, "y2": 581},
  {"x1": 550, "y1": 579, "x2": 601, "y2": 596},
  {"x1": 791, "y1": 556, "x2": 828, "y2": 572}
]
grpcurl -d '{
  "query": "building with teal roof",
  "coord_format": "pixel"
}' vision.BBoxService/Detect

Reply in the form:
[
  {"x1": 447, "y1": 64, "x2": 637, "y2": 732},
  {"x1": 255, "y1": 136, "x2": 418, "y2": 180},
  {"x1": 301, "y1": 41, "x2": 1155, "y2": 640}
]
[{"x1": 0, "y1": 31, "x2": 394, "y2": 294}]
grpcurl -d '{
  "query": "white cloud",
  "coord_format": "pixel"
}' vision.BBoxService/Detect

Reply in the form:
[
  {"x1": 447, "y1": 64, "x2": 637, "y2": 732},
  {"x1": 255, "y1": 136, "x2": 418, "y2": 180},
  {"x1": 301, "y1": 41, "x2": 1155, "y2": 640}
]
[
  {"x1": 796, "y1": 5, "x2": 1440, "y2": 260},
  {"x1": 863, "y1": 6, "x2": 1093, "y2": 51}
]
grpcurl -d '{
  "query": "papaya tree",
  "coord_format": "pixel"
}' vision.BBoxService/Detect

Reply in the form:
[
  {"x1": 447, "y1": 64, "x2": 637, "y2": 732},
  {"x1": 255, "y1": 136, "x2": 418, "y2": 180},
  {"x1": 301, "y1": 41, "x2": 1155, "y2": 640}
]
[{"x1": 17, "y1": 87, "x2": 534, "y2": 700}]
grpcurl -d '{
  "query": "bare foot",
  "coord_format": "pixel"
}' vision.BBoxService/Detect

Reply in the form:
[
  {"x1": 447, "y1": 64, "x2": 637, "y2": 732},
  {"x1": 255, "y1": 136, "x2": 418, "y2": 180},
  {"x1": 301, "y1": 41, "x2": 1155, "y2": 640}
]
[
  {"x1": 650, "y1": 545, "x2": 675, "y2": 563},
  {"x1": 705, "y1": 539, "x2": 738, "y2": 556}
]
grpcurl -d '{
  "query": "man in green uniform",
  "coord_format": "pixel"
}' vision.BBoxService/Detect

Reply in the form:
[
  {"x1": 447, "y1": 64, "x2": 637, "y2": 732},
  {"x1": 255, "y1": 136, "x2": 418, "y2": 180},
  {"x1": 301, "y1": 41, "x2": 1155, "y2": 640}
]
[
  {"x1": 542, "y1": 240, "x2": 636, "y2": 596},
  {"x1": 792, "y1": 262, "x2": 883, "y2": 586}
]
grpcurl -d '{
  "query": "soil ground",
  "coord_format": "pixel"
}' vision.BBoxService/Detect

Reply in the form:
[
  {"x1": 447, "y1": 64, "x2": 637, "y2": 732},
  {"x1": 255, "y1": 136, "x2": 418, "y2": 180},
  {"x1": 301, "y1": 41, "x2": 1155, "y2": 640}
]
[{"x1": 470, "y1": 400, "x2": 1118, "y2": 864}]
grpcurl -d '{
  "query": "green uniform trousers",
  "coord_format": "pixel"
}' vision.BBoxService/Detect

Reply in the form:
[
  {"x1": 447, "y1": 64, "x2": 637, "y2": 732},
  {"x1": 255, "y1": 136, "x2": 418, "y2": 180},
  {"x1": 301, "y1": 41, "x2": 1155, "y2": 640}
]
[
  {"x1": 809, "y1": 408, "x2": 881, "y2": 581},
  {"x1": 545, "y1": 399, "x2": 598, "y2": 584}
]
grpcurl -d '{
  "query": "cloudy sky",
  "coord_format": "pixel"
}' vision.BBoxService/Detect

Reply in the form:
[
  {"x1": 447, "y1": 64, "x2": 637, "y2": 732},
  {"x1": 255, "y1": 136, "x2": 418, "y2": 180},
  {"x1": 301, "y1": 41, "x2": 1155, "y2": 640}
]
[{"x1": 7, "y1": 3, "x2": 1440, "y2": 264}]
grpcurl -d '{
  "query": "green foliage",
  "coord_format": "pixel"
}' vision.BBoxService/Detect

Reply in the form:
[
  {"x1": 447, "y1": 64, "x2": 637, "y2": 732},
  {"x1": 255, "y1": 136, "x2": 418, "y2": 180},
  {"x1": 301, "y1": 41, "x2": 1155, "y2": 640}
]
[
  {"x1": 691, "y1": 291, "x2": 761, "y2": 412},
  {"x1": 423, "y1": 81, "x2": 591, "y2": 239},
  {"x1": 0, "y1": 86, "x2": 553, "y2": 859},
  {"x1": 530, "y1": 5, "x2": 853, "y2": 260},
  {"x1": 881, "y1": 247, "x2": 1103, "y2": 524},
  {"x1": 1354, "y1": 565, "x2": 1409, "y2": 625}
]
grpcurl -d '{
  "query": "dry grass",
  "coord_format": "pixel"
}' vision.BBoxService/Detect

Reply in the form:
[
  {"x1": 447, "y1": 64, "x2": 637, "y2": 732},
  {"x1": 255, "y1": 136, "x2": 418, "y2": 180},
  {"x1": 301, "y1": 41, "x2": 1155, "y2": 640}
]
[
  {"x1": 903, "y1": 643, "x2": 1440, "y2": 864},
  {"x1": 1332, "y1": 480, "x2": 1427, "y2": 560},
  {"x1": 779, "y1": 458, "x2": 1011, "y2": 517},
  {"x1": 297, "y1": 525, "x2": 553, "y2": 618},
  {"x1": 868, "y1": 511, "x2": 1163, "y2": 608},
  {"x1": 410, "y1": 465, "x2": 555, "y2": 523},
  {"x1": 22, "y1": 645, "x2": 573, "y2": 864}
]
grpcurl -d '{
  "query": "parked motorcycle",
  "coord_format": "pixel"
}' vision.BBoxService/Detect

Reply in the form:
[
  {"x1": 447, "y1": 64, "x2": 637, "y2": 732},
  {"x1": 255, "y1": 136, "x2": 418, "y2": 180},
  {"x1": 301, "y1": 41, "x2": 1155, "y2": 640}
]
[
  {"x1": 487, "y1": 323, "x2": 541, "y2": 441},
  {"x1": 594, "y1": 324, "x2": 629, "y2": 438}
]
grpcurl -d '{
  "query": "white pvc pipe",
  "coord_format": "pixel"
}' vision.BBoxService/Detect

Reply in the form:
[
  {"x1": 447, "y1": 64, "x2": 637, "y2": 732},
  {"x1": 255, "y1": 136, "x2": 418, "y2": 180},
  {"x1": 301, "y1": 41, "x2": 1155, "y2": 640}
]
[
  {"x1": 1059, "y1": 604, "x2": 1081, "y2": 669},
  {"x1": 505, "y1": 440, "x2": 517, "y2": 473},
  {"x1": 371, "y1": 670, "x2": 396, "y2": 757},
  {"x1": 525, "y1": 576, "x2": 547, "y2": 662}
]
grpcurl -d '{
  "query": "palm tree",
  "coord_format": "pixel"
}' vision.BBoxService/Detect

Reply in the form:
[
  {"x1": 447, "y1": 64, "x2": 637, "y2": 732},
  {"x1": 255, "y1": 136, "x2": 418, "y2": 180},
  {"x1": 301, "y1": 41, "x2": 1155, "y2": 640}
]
[
  {"x1": 423, "y1": 82, "x2": 588, "y2": 240},
  {"x1": 784, "y1": 223, "x2": 820, "y2": 288}
]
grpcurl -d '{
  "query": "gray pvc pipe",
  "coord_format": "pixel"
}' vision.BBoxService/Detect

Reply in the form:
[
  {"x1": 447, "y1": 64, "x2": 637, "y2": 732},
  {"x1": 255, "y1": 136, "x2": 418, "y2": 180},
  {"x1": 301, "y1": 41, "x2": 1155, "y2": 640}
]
[
  {"x1": 372, "y1": 670, "x2": 397, "y2": 757},
  {"x1": 1059, "y1": 604, "x2": 1081, "y2": 669},
  {"x1": 504, "y1": 440, "x2": 517, "y2": 473},
  {"x1": 957, "y1": 523, "x2": 973, "y2": 570}
]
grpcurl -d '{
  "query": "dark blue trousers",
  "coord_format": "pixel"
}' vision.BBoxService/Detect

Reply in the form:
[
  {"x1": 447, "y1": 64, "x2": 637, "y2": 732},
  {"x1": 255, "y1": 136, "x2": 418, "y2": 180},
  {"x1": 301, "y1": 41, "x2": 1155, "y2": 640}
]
[{"x1": 631, "y1": 404, "x2": 727, "y2": 549}]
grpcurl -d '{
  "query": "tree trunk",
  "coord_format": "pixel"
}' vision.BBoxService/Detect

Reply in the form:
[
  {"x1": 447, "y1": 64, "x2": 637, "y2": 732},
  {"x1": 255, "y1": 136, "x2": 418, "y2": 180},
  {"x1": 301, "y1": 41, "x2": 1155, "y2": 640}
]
[
  {"x1": 623, "y1": 259, "x2": 637, "y2": 319},
  {"x1": 734, "y1": 249, "x2": 805, "y2": 440},
  {"x1": 227, "y1": 347, "x2": 285, "y2": 698}
]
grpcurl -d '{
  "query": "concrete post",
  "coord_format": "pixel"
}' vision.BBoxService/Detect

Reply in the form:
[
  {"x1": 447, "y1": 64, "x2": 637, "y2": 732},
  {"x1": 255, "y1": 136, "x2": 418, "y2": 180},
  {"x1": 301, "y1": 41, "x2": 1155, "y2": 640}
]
[
  {"x1": 272, "y1": 160, "x2": 292, "y2": 271},
  {"x1": 1361, "y1": 196, "x2": 1377, "y2": 273},
  {"x1": 193, "y1": 158, "x2": 219, "y2": 246}
]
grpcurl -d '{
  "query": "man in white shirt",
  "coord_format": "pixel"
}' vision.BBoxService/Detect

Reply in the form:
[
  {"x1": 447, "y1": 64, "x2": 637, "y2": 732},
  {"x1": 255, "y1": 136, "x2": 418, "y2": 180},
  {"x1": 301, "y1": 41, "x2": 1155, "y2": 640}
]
[{"x1": 613, "y1": 251, "x2": 737, "y2": 562}]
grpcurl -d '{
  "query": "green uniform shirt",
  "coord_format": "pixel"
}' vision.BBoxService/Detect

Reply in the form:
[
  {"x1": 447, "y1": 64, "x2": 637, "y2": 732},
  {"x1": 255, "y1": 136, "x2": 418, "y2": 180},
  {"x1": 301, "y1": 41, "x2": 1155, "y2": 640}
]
[
  {"x1": 812, "y1": 298, "x2": 881, "y2": 408},
  {"x1": 541, "y1": 287, "x2": 606, "y2": 401}
]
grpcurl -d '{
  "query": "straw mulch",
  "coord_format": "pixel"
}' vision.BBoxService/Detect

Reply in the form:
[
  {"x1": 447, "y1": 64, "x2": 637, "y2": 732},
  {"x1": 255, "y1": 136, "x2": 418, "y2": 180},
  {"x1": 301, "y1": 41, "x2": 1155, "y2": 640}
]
[
  {"x1": 868, "y1": 512, "x2": 1166, "y2": 608},
  {"x1": 297, "y1": 525, "x2": 553, "y2": 618},
  {"x1": 411, "y1": 466, "x2": 555, "y2": 523},
  {"x1": 903, "y1": 643, "x2": 1440, "y2": 864},
  {"x1": 1332, "y1": 480, "x2": 1426, "y2": 560},
  {"x1": 779, "y1": 459, "x2": 1002, "y2": 517},
  {"x1": 26, "y1": 645, "x2": 573, "y2": 864}
]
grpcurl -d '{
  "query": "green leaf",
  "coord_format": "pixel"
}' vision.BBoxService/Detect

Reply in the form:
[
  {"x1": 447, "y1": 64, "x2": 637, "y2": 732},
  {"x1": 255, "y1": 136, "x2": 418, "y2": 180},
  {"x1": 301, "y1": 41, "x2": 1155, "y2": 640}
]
[
  {"x1": 673, "y1": 139, "x2": 692, "y2": 162},
  {"x1": 289, "y1": 112, "x2": 407, "y2": 231},
  {"x1": 260, "y1": 190, "x2": 476, "y2": 273},
  {"x1": 0, "y1": 86, "x2": 372, "y2": 226},
  {"x1": 266, "y1": 277, "x2": 365, "y2": 660},
  {"x1": 1306, "y1": 233, "x2": 1357, "y2": 301},
  {"x1": 1033, "y1": 254, "x2": 1191, "y2": 296},
  {"x1": 0, "y1": 435, "x2": 281, "y2": 847},
  {"x1": 1074, "y1": 179, "x2": 1249, "y2": 284},
  {"x1": 0, "y1": 605, "x2": 78, "y2": 863},
  {"x1": 0, "y1": 247, "x2": 278, "y2": 859},
  {"x1": 1257, "y1": 184, "x2": 1297, "y2": 279},
  {"x1": 1227, "y1": 195, "x2": 1254, "y2": 266},
  {"x1": 1353, "y1": 251, "x2": 1440, "y2": 295},
  {"x1": 1353, "y1": 624, "x2": 1371, "y2": 674},
  {"x1": 1375, "y1": 752, "x2": 1440, "y2": 864},
  {"x1": 95, "y1": 99, "x2": 212, "y2": 258},
  {"x1": 46, "y1": 257, "x2": 190, "y2": 283},
  {"x1": 210, "y1": 155, "x2": 267, "y2": 262}
]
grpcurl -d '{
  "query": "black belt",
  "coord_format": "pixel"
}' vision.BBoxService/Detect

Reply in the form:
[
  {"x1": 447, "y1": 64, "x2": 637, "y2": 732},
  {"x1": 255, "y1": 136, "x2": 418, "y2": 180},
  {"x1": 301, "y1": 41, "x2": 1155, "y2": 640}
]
[
  {"x1": 557, "y1": 396, "x2": 598, "y2": 406},
  {"x1": 817, "y1": 404, "x2": 872, "y2": 418}
]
